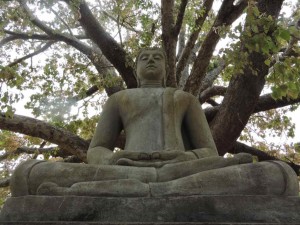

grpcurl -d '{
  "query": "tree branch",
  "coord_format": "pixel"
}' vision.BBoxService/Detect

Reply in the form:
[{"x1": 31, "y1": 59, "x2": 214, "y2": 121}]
[
  {"x1": 0, "y1": 146, "x2": 71, "y2": 162},
  {"x1": 16, "y1": 1, "x2": 123, "y2": 96},
  {"x1": 68, "y1": 85, "x2": 99, "y2": 102},
  {"x1": 0, "y1": 36, "x2": 18, "y2": 47},
  {"x1": 176, "y1": 0, "x2": 214, "y2": 83},
  {"x1": 179, "y1": 42, "x2": 201, "y2": 87},
  {"x1": 173, "y1": 0, "x2": 189, "y2": 37},
  {"x1": 18, "y1": 0, "x2": 95, "y2": 57},
  {"x1": 254, "y1": 94, "x2": 300, "y2": 113},
  {"x1": 67, "y1": 76, "x2": 123, "y2": 107},
  {"x1": 199, "y1": 85, "x2": 226, "y2": 103},
  {"x1": 230, "y1": 141, "x2": 300, "y2": 175},
  {"x1": 184, "y1": 0, "x2": 247, "y2": 95},
  {"x1": 32, "y1": 140, "x2": 46, "y2": 159},
  {"x1": 0, "y1": 113, "x2": 88, "y2": 161},
  {"x1": 102, "y1": 11, "x2": 141, "y2": 34},
  {"x1": 3, "y1": 29, "x2": 96, "y2": 63},
  {"x1": 3, "y1": 29, "x2": 87, "y2": 40},
  {"x1": 4, "y1": 41, "x2": 120, "y2": 100},
  {"x1": 270, "y1": 31, "x2": 300, "y2": 67},
  {"x1": 283, "y1": 35, "x2": 299, "y2": 57},
  {"x1": 19, "y1": 0, "x2": 66, "y2": 36},
  {"x1": 205, "y1": 93, "x2": 300, "y2": 123},
  {"x1": 64, "y1": 0, "x2": 137, "y2": 88},
  {"x1": 161, "y1": 0, "x2": 177, "y2": 87},
  {"x1": 7, "y1": 41, "x2": 55, "y2": 67},
  {"x1": 177, "y1": 25, "x2": 186, "y2": 61},
  {"x1": 49, "y1": 6, "x2": 74, "y2": 36},
  {"x1": 206, "y1": 98, "x2": 219, "y2": 106},
  {"x1": 3, "y1": 29, "x2": 122, "y2": 96},
  {"x1": 199, "y1": 58, "x2": 226, "y2": 93}
]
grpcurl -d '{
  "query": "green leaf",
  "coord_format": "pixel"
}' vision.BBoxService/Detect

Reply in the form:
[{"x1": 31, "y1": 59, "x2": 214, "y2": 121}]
[
  {"x1": 252, "y1": 6, "x2": 260, "y2": 17},
  {"x1": 279, "y1": 30, "x2": 290, "y2": 42},
  {"x1": 251, "y1": 25, "x2": 259, "y2": 33},
  {"x1": 264, "y1": 59, "x2": 271, "y2": 66},
  {"x1": 279, "y1": 84, "x2": 288, "y2": 92}
]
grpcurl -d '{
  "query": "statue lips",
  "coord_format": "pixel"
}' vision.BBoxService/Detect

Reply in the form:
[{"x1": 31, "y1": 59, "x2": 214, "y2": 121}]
[{"x1": 146, "y1": 64, "x2": 156, "y2": 70}]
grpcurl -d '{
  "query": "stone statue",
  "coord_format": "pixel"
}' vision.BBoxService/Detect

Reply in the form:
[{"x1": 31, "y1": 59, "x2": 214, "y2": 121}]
[{"x1": 10, "y1": 48, "x2": 298, "y2": 197}]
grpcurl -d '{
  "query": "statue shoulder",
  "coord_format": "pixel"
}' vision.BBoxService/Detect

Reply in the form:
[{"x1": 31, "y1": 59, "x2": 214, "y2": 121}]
[
  {"x1": 108, "y1": 89, "x2": 139, "y2": 104},
  {"x1": 174, "y1": 89, "x2": 197, "y2": 104},
  {"x1": 109, "y1": 89, "x2": 133, "y2": 99}
]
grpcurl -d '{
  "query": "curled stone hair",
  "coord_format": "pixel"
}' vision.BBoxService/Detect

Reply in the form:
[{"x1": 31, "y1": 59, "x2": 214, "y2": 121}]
[{"x1": 134, "y1": 47, "x2": 168, "y2": 87}]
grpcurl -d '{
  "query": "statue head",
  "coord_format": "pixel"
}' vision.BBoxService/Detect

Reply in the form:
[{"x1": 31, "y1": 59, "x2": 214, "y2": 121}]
[{"x1": 135, "y1": 48, "x2": 167, "y2": 87}]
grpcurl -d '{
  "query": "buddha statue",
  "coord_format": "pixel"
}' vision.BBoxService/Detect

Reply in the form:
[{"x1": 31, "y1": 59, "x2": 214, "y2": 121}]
[{"x1": 10, "y1": 48, "x2": 298, "y2": 197}]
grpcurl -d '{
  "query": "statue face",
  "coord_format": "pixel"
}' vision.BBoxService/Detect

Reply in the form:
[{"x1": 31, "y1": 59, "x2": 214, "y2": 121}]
[{"x1": 136, "y1": 49, "x2": 166, "y2": 84}]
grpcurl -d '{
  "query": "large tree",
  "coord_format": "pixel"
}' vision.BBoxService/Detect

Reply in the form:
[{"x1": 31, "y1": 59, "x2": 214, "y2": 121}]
[{"x1": 0, "y1": 0, "x2": 300, "y2": 191}]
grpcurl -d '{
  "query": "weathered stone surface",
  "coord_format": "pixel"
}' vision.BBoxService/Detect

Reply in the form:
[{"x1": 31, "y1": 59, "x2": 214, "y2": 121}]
[
  {"x1": 0, "y1": 223, "x2": 294, "y2": 225},
  {"x1": 1, "y1": 195, "x2": 300, "y2": 223},
  {"x1": 0, "y1": 223, "x2": 293, "y2": 225}
]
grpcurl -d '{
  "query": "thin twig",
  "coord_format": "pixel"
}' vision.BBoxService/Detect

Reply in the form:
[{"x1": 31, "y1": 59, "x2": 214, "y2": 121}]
[
  {"x1": 7, "y1": 41, "x2": 55, "y2": 67},
  {"x1": 49, "y1": 6, "x2": 74, "y2": 36}
]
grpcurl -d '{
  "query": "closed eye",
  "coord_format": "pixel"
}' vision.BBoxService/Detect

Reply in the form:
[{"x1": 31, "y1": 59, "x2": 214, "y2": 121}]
[
  {"x1": 139, "y1": 54, "x2": 149, "y2": 61},
  {"x1": 153, "y1": 54, "x2": 163, "y2": 60}
]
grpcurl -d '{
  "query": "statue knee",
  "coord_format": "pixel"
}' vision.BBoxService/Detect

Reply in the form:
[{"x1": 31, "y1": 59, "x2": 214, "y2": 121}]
[
  {"x1": 87, "y1": 148, "x2": 98, "y2": 164},
  {"x1": 267, "y1": 161, "x2": 299, "y2": 196},
  {"x1": 10, "y1": 159, "x2": 45, "y2": 197}
]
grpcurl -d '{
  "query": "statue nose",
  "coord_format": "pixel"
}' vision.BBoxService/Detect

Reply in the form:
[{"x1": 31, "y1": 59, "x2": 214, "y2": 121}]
[{"x1": 148, "y1": 56, "x2": 155, "y2": 62}]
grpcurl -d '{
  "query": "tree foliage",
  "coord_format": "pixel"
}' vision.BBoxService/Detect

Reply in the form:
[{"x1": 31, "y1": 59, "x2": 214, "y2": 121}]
[{"x1": 0, "y1": 0, "x2": 300, "y2": 195}]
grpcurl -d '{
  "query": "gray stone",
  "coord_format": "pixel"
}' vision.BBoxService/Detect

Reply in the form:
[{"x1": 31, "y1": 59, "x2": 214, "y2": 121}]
[
  {"x1": 1, "y1": 195, "x2": 300, "y2": 223},
  {"x1": 0, "y1": 223, "x2": 293, "y2": 225}
]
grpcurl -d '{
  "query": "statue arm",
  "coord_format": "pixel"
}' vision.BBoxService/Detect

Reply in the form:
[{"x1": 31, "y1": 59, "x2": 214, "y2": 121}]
[
  {"x1": 184, "y1": 97, "x2": 218, "y2": 158},
  {"x1": 87, "y1": 95, "x2": 123, "y2": 165}
]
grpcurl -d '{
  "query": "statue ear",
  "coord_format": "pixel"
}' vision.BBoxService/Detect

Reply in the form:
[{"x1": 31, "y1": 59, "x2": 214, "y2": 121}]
[
  {"x1": 137, "y1": 77, "x2": 141, "y2": 87},
  {"x1": 162, "y1": 74, "x2": 167, "y2": 87},
  {"x1": 163, "y1": 76, "x2": 166, "y2": 87},
  {"x1": 134, "y1": 70, "x2": 140, "y2": 87}
]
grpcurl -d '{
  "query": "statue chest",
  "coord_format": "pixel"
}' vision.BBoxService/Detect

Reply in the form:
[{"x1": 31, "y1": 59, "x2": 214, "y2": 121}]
[
  {"x1": 116, "y1": 88, "x2": 186, "y2": 152},
  {"x1": 118, "y1": 89, "x2": 165, "y2": 151},
  {"x1": 118, "y1": 89, "x2": 164, "y2": 127}
]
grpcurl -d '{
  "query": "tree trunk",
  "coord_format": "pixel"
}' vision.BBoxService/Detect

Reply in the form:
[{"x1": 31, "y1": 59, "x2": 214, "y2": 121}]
[{"x1": 210, "y1": 0, "x2": 284, "y2": 155}]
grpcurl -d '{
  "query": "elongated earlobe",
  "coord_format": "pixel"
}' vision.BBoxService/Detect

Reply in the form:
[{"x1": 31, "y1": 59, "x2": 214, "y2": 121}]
[
  {"x1": 163, "y1": 76, "x2": 166, "y2": 87},
  {"x1": 137, "y1": 77, "x2": 141, "y2": 87}
]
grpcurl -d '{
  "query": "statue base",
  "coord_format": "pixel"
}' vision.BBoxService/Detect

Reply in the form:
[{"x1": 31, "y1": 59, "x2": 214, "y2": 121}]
[{"x1": 1, "y1": 195, "x2": 300, "y2": 223}]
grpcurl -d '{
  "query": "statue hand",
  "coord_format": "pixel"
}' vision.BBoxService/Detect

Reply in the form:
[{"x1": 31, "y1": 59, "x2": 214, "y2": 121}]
[
  {"x1": 115, "y1": 151, "x2": 197, "y2": 168},
  {"x1": 109, "y1": 151, "x2": 151, "y2": 165},
  {"x1": 158, "y1": 150, "x2": 197, "y2": 162},
  {"x1": 116, "y1": 158, "x2": 166, "y2": 168}
]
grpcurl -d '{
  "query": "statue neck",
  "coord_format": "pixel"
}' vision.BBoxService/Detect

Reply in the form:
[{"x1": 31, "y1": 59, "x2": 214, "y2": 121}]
[{"x1": 139, "y1": 80, "x2": 163, "y2": 88}]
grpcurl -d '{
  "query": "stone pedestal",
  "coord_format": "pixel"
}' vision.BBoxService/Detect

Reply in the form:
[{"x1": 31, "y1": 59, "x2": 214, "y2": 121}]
[{"x1": 1, "y1": 195, "x2": 300, "y2": 223}]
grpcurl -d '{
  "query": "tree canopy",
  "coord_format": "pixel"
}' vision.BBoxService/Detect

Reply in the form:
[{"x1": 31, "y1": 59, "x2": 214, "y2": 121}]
[{"x1": 0, "y1": 0, "x2": 300, "y2": 194}]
